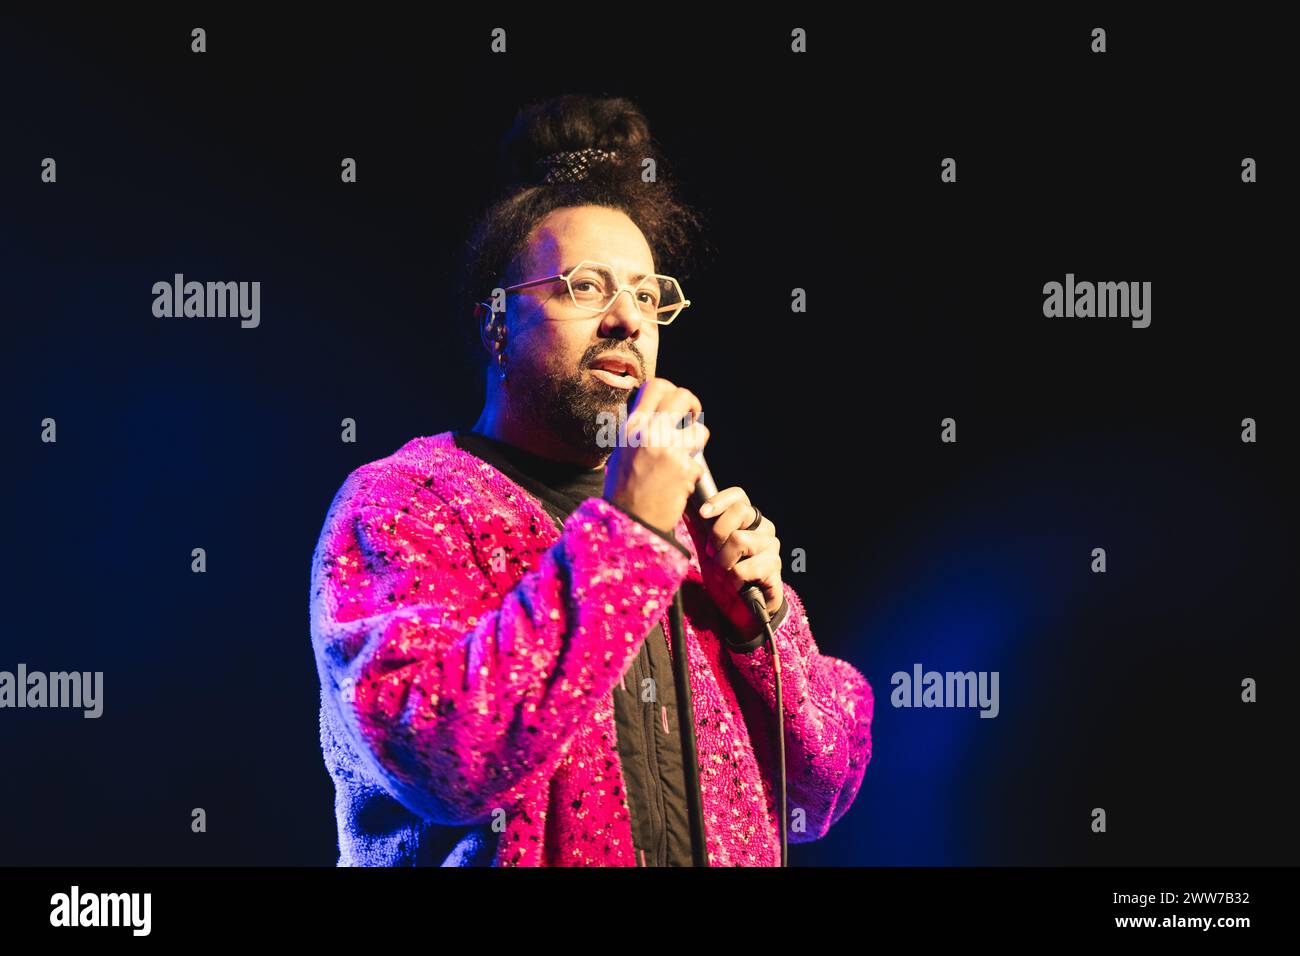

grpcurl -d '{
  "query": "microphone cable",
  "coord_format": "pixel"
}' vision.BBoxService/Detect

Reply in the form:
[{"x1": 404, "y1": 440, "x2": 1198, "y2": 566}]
[
  {"x1": 691, "y1": 449, "x2": 789, "y2": 868},
  {"x1": 739, "y1": 586, "x2": 787, "y2": 868}
]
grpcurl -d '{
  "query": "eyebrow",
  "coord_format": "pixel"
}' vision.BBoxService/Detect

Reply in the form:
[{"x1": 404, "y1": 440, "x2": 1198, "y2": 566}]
[{"x1": 564, "y1": 263, "x2": 651, "y2": 283}]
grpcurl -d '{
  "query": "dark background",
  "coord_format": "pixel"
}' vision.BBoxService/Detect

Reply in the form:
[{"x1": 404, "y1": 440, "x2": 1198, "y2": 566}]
[{"x1": 2, "y1": 10, "x2": 1293, "y2": 866}]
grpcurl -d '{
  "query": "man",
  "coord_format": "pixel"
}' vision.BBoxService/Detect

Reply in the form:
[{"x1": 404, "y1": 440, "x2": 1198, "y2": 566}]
[{"x1": 309, "y1": 155, "x2": 873, "y2": 867}]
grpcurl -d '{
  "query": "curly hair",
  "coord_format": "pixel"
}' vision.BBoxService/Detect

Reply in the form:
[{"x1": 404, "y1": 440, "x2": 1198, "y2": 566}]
[{"x1": 457, "y1": 94, "x2": 706, "y2": 362}]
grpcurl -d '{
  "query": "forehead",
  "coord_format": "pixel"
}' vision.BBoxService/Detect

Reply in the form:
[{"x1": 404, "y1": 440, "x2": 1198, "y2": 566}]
[{"x1": 522, "y1": 205, "x2": 655, "y2": 276}]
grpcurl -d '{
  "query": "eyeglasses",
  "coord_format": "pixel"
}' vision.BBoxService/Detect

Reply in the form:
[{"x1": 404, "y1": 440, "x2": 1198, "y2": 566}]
[{"x1": 480, "y1": 259, "x2": 692, "y2": 325}]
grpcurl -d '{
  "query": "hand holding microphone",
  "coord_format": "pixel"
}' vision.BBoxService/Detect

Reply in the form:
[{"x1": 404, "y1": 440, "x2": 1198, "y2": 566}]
[
  {"x1": 688, "y1": 453, "x2": 773, "y2": 628},
  {"x1": 603, "y1": 377, "x2": 783, "y2": 638},
  {"x1": 602, "y1": 377, "x2": 708, "y2": 535}
]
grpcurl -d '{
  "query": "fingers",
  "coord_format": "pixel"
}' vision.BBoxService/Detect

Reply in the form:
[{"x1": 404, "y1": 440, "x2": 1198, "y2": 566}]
[
  {"x1": 698, "y1": 485, "x2": 744, "y2": 518},
  {"x1": 658, "y1": 383, "x2": 703, "y2": 426},
  {"x1": 726, "y1": 549, "x2": 783, "y2": 607},
  {"x1": 629, "y1": 377, "x2": 701, "y2": 423},
  {"x1": 627, "y1": 377, "x2": 671, "y2": 415},
  {"x1": 678, "y1": 420, "x2": 710, "y2": 460},
  {"x1": 700, "y1": 487, "x2": 763, "y2": 556},
  {"x1": 624, "y1": 377, "x2": 706, "y2": 456},
  {"x1": 713, "y1": 527, "x2": 781, "y2": 572},
  {"x1": 622, "y1": 414, "x2": 706, "y2": 459},
  {"x1": 691, "y1": 421, "x2": 711, "y2": 456},
  {"x1": 609, "y1": 376, "x2": 708, "y2": 533}
]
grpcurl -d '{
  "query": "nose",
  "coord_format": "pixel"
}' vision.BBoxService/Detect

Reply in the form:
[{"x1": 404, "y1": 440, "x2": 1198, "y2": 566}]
[{"x1": 597, "y1": 287, "x2": 648, "y2": 338}]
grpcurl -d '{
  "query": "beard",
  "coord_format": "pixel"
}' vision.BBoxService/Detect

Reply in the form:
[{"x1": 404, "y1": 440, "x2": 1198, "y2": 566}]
[{"x1": 513, "y1": 347, "x2": 641, "y2": 463}]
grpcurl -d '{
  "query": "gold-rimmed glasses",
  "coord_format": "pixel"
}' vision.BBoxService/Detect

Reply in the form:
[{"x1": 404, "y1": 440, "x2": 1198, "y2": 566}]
[{"x1": 481, "y1": 259, "x2": 691, "y2": 325}]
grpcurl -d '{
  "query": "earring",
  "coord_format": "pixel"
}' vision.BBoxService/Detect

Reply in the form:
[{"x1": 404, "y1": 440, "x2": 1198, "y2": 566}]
[
  {"x1": 485, "y1": 311, "x2": 508, "y2": 382},
  {"x1": 495, "y1": 344, "x2": 508, "y2": 382}
]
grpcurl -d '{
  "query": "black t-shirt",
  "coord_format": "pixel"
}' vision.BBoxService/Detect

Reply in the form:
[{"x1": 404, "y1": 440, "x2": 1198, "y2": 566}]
[{"x1": 452, "y1": 430, "x2": 697, "y2": 866}]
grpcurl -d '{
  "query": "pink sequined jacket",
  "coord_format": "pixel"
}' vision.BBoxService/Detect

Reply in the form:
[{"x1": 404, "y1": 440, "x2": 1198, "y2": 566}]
[{"x1": 309, "y1": 431, "x2": 874, "y2": 865}]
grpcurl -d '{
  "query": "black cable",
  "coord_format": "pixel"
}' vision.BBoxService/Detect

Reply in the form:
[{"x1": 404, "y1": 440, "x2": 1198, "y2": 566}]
[
  {"x1": 680, "y1": 443, "x2": 787, "y2": 865},
  {"x1": 669, "y1": 590, "x2": 710, "y2": 866},
  {"x1": 741, "y1": 591, "x2": 786, "y2": 867},
  {"x1": 673, "y1": 589, "x2": 786, "y2": 867}
]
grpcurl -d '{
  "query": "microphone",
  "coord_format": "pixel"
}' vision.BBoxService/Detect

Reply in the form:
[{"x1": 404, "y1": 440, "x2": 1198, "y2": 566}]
[{"x1": 688, "y1": 452, "x2": 770, "y2": 626}]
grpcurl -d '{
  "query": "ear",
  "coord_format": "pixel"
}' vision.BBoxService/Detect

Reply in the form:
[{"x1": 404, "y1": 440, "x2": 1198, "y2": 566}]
[{"x1": 474, "y1": 302, "x2": 493, "y2": 351}]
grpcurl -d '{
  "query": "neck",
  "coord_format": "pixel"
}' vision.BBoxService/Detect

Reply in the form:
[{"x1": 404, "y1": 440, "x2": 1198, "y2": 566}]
[{"x1": 472, "y1": 395, "x2": 607, "y2": 472}]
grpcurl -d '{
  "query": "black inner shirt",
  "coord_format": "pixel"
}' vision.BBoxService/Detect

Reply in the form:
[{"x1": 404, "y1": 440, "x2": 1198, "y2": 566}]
[{"x1": 452, "y1": 429, "x2": 697, "y2": 866}]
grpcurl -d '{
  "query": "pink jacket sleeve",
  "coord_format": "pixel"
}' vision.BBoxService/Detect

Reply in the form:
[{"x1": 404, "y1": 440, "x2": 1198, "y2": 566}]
[
  {"x1": 723, "y1": 582, "x2": 874, "y2": 842},
  {"x1": 310, "y1": 475, "x2": 692, "y2": 827}
]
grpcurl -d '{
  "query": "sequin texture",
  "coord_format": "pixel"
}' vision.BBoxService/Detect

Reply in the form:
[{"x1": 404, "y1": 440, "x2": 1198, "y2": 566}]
[{"x1": 309, "y1": 432, "x2": 874, "y2": 865}]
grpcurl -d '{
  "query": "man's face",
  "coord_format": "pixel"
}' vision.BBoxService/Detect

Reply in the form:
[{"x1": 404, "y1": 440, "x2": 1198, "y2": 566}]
[{"x1": 498, "y1": 204, "x2": 661, "y2": 459}]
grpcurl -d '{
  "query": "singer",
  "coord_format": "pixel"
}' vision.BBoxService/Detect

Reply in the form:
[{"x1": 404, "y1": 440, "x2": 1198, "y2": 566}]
[{"x1": 308, "y1": 94, "x2": 874, "y2": 866}]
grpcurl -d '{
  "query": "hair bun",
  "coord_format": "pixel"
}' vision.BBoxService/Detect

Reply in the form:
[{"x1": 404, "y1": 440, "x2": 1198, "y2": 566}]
[{"x1": 499, "y1": 94, "x2": 653, "y2": 187}]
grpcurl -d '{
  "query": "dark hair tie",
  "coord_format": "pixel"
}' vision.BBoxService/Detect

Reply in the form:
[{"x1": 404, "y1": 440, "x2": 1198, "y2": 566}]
[{"x1": 535, "y1": 148, "x2": 619, "y2": 184}]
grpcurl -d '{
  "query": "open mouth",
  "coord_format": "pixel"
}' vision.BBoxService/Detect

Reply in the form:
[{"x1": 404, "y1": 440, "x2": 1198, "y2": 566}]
[{"x1": 588, "y1": 355, "x2": 640, "y2": 390}]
